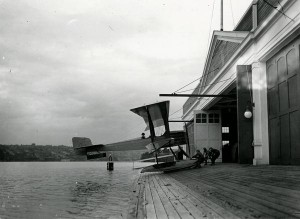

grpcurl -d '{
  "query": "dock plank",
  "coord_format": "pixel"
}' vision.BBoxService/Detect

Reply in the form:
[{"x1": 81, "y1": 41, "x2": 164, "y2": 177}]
[
  {"x1": 196, "y1": 174, "x2": 300, "y2": 213},
  {"x1": 150, "y1": 175, "x2": 181, "y2": 219},
  {"x1": 213, "y1": 175, "x2": 300, "y2": 205},
  {"x1": 162, "y1": 173, "x2": 257, "y2": 219},
  {"x1": 158, "y1": 174, "x2": 230, "y2": 219},
  {"x1": 127, "y1": 174, "x2": 146, "y2": 219},
  {"x1": 128, "y1": 164, "x2": 300, "y2": 219},
  {"x1": 148, "y1": 174, "x2": 169, "y2": 219},
  {"x1": 171, "y1": 167, "x2": 300, "y2": 218},
  {"x1": 172, "y1": 172, "x2": 292, "y2": 218},
  {"x1": 152, "y1": 174, "x2": 194, "y2": 219},
  {"x1": 155, "y1": 174, "x2": 211, "y2": 219},
  {"x1": 144, "y1": 175, "x2": 157, "y2": 219}
]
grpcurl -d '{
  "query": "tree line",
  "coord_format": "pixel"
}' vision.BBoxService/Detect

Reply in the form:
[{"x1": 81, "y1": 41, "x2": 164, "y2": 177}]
[{"x1": 0, "y1": 144, "x2": 86, "y2": 161}]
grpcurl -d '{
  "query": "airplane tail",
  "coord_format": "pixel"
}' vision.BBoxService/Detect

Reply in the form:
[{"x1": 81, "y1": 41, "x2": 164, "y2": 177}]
[{"x1": 72, "y1": 137, "x2": 92, "y2": 149}]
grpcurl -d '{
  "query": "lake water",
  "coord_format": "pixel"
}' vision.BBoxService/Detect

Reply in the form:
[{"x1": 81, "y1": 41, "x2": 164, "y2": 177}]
[{"x1": 0, "y1": 162, "x2": 144, "y2": 219}]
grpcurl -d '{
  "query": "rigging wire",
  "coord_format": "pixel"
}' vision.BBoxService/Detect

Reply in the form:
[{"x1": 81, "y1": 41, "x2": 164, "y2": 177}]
[
  {"x1": 229, "y1": 0, "x2": 236, "y2": 27},
  {"x1": 168, "y1": 75, "x2": 236, "y2": 119},
  {"x1": 173, "y1": 77, "x2": 202, "y2": 93},
  {"x1": 172, "y1": 67, "x2": 219, "y2": 94},
  {"x1": 169, "y1": 107, "x2": 183, "y2": 117},
  {"x1": 176, "y1": 76, "x2": 234, "y2": 94}
]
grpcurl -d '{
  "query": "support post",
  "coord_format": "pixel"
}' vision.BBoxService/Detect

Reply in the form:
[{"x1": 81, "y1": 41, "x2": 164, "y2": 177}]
[
  {"x1": 237, "y1": 65, "x2": 254, "y2": 164},
  {"x1": 220, "y1": 0, "x2": 223, "y2": 31}
]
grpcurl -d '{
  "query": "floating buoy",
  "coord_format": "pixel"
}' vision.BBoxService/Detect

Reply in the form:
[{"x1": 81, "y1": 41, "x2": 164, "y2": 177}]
[{"x1": 107, "y1": 154, "x2": 114, "y2": 171}]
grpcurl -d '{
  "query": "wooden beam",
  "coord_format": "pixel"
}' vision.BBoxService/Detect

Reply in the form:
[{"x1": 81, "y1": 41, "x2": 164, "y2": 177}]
[
  {"x1": 168, "y1": 120, "x2": 191, "y2": 123},
  {"x1": 159, "y1": 93, "x2": 235, "y2": 98}
]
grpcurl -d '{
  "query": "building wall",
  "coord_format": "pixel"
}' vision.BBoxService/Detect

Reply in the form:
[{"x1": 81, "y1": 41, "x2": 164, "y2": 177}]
[{"x1": 182, "y1": 0, "x2": 300, "y2": 165}]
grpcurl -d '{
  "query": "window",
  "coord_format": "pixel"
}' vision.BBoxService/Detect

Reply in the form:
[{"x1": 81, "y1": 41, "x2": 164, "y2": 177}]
[
  {"x1": 208, "y1": 113, "x2": 220, "y2": 123},
  {"x1": 222, "y1": 127, "x2": 229, "y2": 133},
  {"x1": 196, "y1": 113, "x2": 207, "y2": 123},
  {"x1": 222, "y1": 141, "x2": 229, "y2": 146}
]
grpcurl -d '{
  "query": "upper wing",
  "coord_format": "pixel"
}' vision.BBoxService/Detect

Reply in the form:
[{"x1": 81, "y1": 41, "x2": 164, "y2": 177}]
[{"x1": 130, "y1": 100, "x2": 170, "y2": 135}]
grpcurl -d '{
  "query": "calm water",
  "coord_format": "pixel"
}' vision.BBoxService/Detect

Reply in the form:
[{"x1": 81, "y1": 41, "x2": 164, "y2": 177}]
[{"x1": 0, "y1": 162, "x2": 142, "y2": 219}]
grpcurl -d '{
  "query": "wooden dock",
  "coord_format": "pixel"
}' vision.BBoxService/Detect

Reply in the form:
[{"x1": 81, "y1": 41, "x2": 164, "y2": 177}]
[{"x1": 127, "y1": 164, "x2": 300, "y2": 218}]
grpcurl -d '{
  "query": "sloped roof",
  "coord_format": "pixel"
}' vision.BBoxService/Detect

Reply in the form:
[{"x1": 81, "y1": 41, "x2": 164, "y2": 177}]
[
  {"x1": 183, "y1": 31, "x2": 248, "y2": 115},
  {"x1": 183, "y1": 0, "x2": 284, "y2": 116}
]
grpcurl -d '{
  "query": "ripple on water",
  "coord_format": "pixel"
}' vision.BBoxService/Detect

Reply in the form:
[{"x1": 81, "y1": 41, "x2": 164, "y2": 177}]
[{"x1": 0, "y1": 162, "x2": 140, "y2": 219}]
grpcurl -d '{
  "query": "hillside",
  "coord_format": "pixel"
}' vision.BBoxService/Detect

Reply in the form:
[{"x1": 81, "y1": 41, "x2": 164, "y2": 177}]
[
  {"x1": 0, "y1": 145, "x2": 175, "y2": 162},
  {"x1": 0, "y1": 144, "x2": 85, "y2": 161}
]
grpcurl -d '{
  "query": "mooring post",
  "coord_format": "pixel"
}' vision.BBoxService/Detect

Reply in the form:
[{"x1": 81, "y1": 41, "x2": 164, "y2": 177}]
[{"x1": 107, "y1": 154, "x2": 114, "y2": 171}]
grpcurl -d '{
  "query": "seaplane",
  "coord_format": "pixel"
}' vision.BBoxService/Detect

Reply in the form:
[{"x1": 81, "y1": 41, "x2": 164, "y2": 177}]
[{"x1": 72, "y1": 100, "x2": 197, "y2": 173}]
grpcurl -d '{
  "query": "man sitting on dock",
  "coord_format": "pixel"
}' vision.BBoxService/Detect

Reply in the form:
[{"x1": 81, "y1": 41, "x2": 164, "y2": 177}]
[{"x1": 192, "y1": 150, "x2": 205, "y2": 168}]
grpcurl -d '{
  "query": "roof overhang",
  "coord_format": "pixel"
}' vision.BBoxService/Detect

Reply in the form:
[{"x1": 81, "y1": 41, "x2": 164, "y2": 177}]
[
  {"x1": 202, "y1": 31, "x2": 249, "y2": 78},
  {"x1": 214, "y1": 31, "x2": 249, "y2": 43},
  {"x1": 182, "y1": 31, "x2": 249, "y2": 118}
]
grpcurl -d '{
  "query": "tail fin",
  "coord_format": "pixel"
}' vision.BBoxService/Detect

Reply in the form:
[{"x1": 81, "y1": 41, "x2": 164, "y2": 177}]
[{"x1": 72, "y1": 137, "x2": 92, "y2": 149}]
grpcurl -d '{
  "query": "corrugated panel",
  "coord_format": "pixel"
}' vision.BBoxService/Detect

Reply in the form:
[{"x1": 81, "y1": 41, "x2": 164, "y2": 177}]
[
  {"x1": 234, "y1": 7, "x2": 253, "y2": 31},
  {"x1": 204, "y1": 41, "x2": 240, "y2": 88},
  {"x1": 234, "y1": 0, "x2": 283, "y2": 31},
  {"x1": 257, "y1": 0, "x2": 281, "y2": 26}
]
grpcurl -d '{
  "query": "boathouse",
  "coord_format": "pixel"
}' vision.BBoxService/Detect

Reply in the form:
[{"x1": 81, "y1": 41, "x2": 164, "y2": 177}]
[{"x1": 182, "y1": 0, "x2": 300, "y2": 165}]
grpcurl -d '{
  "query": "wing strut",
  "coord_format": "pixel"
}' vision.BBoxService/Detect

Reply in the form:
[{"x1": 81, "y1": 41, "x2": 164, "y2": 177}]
[{"x1": 146, "y1": 106, "x2": 159, "y2": 164}]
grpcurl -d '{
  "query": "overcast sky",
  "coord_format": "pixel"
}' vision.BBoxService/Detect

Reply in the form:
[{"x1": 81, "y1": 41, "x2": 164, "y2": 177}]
[{"x1": 0, "y1": 0, "x2": 252, "y2": 146}]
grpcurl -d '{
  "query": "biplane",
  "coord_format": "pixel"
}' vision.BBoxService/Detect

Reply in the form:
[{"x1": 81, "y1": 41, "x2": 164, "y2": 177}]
[{"x1": 72, "y1": 101, "x2": 197, "y2": 172}]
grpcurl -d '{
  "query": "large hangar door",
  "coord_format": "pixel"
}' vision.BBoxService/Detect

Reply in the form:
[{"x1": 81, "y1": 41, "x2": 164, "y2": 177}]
[
  {"x1": 267, "y1": 37, "x2": 300, "y2": 165},
  {"x1": 194, "y1": 110, "x2": 222, "y2": 162}
]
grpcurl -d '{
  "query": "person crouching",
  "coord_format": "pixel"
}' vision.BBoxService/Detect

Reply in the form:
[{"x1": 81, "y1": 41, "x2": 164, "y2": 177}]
[
  {"x1": 203, "y1": 147, "x2": 209, "y2": 165},
  {"x1": 208, "y1": 147, "x2": 220, "y2": 165},
  {"x1": 192, "y1": 150, "x2": 205, "y2": 168}
]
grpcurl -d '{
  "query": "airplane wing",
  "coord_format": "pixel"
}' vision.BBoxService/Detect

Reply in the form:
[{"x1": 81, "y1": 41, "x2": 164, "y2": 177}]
[{"x1": 130, "y1": 101, "x2": 170, "y2": 136}]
